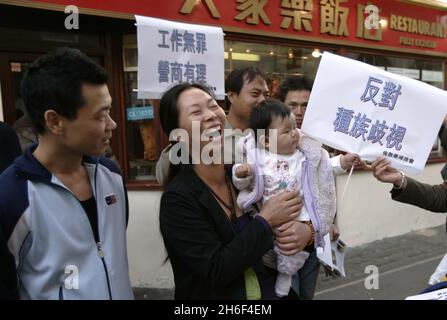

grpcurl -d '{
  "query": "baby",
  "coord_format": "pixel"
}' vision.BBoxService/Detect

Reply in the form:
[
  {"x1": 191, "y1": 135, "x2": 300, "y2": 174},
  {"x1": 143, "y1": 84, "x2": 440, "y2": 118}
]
[{"x1": 233, "y1": 99, "x2": 336, "y2": 298}]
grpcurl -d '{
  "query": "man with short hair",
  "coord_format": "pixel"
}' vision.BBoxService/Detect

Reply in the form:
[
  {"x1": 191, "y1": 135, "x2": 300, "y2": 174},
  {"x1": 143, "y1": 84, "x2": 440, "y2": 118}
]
[
  {"x1": 225, "y1": 67, "x2": 269, "y2": 131},
  {"x1": 0, "y1": 47, "x2": 133, "y2": 300},
  {"x1": 279, "y1": 76, "x2": 312, "y2": 130}
]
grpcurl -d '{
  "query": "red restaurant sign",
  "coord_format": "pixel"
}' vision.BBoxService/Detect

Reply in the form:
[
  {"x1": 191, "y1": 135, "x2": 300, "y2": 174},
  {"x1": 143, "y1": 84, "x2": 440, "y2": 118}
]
[{"x1": 7, "y1": 0, "x2": 447, "y2": 56}]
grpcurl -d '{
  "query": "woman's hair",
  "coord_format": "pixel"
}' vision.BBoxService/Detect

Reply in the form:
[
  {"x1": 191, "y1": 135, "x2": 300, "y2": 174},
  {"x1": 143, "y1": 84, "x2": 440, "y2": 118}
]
[
  {"x1": 249, "y1": 99, "x2": 291, "y2": 145},
  {"x1": 158, "y1": 82, "x2": 214, "y2": 187}
]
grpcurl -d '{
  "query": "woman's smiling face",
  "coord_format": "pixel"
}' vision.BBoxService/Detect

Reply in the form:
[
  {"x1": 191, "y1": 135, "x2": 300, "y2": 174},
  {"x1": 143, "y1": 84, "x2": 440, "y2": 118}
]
[{"x1": 177, "y1": 87, "x2": 226, "y2": 162}]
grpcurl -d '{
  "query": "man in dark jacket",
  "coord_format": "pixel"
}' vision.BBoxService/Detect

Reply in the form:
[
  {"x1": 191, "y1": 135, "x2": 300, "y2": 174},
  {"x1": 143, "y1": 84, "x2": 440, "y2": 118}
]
[{"x1": 371, "y1": 156, "x2": 447, "y2": 213}]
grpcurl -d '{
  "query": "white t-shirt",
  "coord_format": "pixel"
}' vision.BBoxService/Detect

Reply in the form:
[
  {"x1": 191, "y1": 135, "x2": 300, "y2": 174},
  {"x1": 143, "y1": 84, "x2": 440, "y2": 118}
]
[{"x1": 258, "y1": 149, "x2": 310, "y2": 222}]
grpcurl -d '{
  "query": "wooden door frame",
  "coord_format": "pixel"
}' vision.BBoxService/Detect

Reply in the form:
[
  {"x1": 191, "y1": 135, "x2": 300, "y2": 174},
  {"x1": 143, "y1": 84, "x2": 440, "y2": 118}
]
[{"x1": 0, "y1": 52, "x2": 42, "y2": 125}]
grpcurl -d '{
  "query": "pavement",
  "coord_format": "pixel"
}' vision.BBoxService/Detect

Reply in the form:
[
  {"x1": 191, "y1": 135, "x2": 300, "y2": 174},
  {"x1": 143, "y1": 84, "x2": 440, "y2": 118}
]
[
  {"x1": 133, "y1": 225, "x2": 447, "y2": 300},
  {"x1": 315, "y1": 224, "x2": 447, "y2": 300}
]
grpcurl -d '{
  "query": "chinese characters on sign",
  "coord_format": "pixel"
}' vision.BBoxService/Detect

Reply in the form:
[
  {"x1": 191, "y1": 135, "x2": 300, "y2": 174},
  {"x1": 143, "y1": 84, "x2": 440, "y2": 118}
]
[
  {"x1": 280, "y1": 0, "x2": 313, "y2": 32},
  {"x1": 157, "y1": 30, "x2": 208, "y2": 85},
  {"x1": 356, "y1": 3, "x2": 382, "y2": 41},
  {"x1": 333, "y1": 107, "x2": 407, "y2": 151},
  {"x1": 175, "y1": 1, "x2": 446, "y2": 50},
  {"x1": 136, "y1": 15, "x2": 224, "y2": 99},
  {"x1": 179, "y1": 0, "x2": 221, "y2": 18},
  {"x1": 178, "y1": 0, "x2": 362, "y2": 39},
  {"x1": 235, "y1": 0, "x2": 271, "y2": 25},
  {"x1": 301, "y1": 52, "x2": 447, "y2": 174},
  {"x1": 158, "y1": 30, "x2": 207, "y2": 54},
  {"x1": 158, "y1": 61, "x2": 207, "y2": 84},
  {"x1": 320, "y1": 0, "x2": 349, "y2": 36},
  {"x1": 332, "y1": 76, "x2": 407, "y2": 159},
  {"x1": 360, "y1": 77, "x2": 402, "y2": 110}
]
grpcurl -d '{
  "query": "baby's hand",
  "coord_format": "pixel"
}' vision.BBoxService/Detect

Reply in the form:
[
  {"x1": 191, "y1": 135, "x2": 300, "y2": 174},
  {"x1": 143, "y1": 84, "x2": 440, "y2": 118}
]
[
  {"x1": 340, "y1": 153, "x2": 366, "y2": 171},
  {"x1": 235, "y1": 164, "x2": 253, "y2": 178}
]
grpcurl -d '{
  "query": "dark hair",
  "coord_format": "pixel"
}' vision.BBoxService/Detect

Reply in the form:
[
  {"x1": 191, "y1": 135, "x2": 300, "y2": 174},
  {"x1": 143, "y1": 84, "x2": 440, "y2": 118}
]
[
  {"x1": 249, "y1": 99, "x2": 291, "y2": 144},
  {"x1": 159, "y1": 82, "x2": 213, "y2": 137},
  {"x1": 21, "y1": 47, "x2": 108, "y2": 134},
  {"x1": 158, "y1": 82, "x2": 213, "y2": 187},
  {"x1": 225, "y1": 67, "x2": 266, "y2": 108},
  {"x1": 279, "y1": 76, "x2": 312, "y2": 102}
]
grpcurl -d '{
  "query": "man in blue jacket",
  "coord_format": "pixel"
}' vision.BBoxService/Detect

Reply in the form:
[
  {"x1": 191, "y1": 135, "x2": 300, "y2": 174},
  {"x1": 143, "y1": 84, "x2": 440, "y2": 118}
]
[{"x1": 0, "y1": 47, "x2": 133, "y2": 299}]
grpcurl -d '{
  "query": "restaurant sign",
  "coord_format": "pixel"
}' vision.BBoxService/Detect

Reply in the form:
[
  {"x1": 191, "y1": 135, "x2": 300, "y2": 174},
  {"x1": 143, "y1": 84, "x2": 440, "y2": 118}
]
[{"x1": 16, "y1": 0, "x2": 447, "y2": 55}]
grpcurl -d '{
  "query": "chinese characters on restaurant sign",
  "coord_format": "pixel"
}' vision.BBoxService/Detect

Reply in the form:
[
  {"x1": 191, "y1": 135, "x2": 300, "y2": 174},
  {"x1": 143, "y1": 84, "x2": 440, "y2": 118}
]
[
  {"x1": 176, "y1": 0, "x2": 447, "y2": 53},
  {"x1": 26, "y1": 0, "x2": 447, "y2": 54}
]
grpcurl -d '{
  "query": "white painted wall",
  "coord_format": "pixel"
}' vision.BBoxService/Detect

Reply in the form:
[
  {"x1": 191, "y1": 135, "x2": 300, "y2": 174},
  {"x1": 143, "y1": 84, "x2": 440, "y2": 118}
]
[
  {"x1": 336, "y1": 163, "x2": 446, "y2": 247},
  {"x1": 127, "y1": 191, "x2": 174, "y2": 288},
  {"x1": 127, "y1": 163, "x2": 447, "y2": 288}
]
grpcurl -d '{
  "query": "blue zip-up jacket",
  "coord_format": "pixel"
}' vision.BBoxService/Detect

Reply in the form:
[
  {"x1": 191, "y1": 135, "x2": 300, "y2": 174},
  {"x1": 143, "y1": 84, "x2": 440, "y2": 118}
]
[{"x1": 0, "y1": 145, "x2": 134, "y2": 300}]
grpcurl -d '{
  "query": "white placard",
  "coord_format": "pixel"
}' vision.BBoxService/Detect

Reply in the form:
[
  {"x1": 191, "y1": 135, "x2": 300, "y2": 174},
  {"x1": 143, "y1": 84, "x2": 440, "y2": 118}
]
[
  {"x1": 135, "y1": 15, "x2": 225, "y2": 100},
  {"x1": 301, "y1": 52, "x2": 447, "y2": 174},
  {"x1": 316, "y1": 234, "x2": 347, "y2": 277},
  {"x1": 405, "y1": 288, "x2": 447, "y2": 300}
]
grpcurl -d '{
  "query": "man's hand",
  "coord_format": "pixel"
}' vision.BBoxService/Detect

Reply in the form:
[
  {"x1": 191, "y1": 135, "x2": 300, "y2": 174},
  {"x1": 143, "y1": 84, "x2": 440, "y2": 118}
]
[
  {"x1": 340, "y1": 153, "x2": 366, "y2": 171},
  {"x1": 235, "y1": 164, "x2": 253, "y2": 179},
  {"x1": 371, "y1": 156, "x2": 402, "y2": 187},
  {"x1": 275, "y1": 220, "x2": 312, "y2": 256},
  {"x1": 260, "y1": 192, "x2": 302, "y2": 228}
]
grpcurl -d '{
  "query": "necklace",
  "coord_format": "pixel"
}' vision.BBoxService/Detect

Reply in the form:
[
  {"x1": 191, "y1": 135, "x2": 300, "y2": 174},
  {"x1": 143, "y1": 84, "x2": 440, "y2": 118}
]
[{"x1": 206, "y1": 172, "x2": 237, "y2": 222}]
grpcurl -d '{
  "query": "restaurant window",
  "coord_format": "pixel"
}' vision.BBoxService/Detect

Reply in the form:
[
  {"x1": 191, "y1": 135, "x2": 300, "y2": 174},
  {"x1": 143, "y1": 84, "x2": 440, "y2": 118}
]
[
  {"x1": 224, "y1": 40, "x2": 329, "y2": 98},
  {"x1": 347, "y1": 52, "x2": 444, "y2": 89},
  {"x1": 123, "y1": 35, "x2": 159, "y2": 182},
  {"x1": 121, "y1": 37, "x2": 334, "y2": 184}
]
